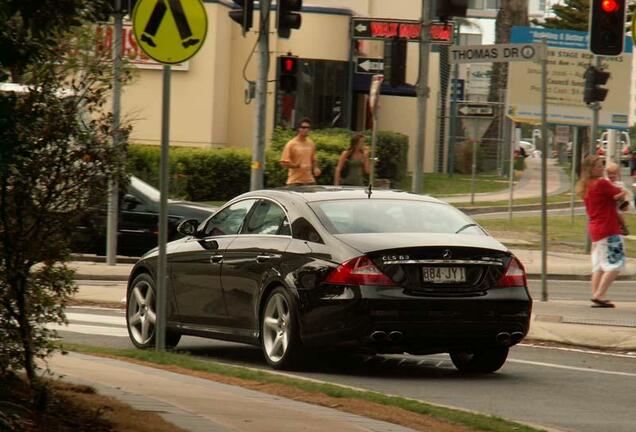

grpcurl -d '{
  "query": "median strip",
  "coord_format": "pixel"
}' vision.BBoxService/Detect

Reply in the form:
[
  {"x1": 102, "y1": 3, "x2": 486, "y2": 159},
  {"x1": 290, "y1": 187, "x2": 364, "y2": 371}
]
[{"x1": 62, "y1": 343, "x2": 546, "y2": 432}]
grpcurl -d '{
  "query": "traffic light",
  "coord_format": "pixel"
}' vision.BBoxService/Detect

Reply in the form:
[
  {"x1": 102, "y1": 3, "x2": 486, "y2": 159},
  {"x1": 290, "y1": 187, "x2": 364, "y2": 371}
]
[
  {"x1": 436, "y1": 0, "x2": 468, "y2": 20},
  {"x1": 278, "y1": 55, "x2": 299, "y2": 93},
  {"x1": 229, "y1": 0, "x2": 254, "y2": 36},
  {"x1": 384, "y1": 38, "x2": 407, "y2": 87},
  {"x1": 583, "y1": 65, "x2": 610, "y2": 104},
  {"x1": 589, "y1": 0, "x2": 627, "y2": 56},
  {"x1": 277, "y1": 0, "x2": 302, "y2": 38}
]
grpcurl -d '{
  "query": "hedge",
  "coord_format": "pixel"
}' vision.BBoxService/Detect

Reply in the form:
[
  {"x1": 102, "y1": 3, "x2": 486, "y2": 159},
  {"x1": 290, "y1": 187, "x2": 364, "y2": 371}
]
[{"x1": 127, "y1": 128, "x2": 408, "y2": 201}]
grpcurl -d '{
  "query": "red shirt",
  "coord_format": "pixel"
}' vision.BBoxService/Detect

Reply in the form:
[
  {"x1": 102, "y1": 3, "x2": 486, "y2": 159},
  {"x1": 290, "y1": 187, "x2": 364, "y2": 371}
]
[{"x1": 584, "y1": 178, "x2": 622, "y2": 242}]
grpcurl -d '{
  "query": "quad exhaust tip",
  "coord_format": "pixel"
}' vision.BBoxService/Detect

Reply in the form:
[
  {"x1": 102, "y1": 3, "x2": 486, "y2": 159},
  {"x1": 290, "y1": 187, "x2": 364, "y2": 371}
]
[
  {"x1": 496, "y1": 332, "x2": 512, "y2": 346},
  {"x1": 370, "y1": 331, "x2": 404, "y2": 343}
]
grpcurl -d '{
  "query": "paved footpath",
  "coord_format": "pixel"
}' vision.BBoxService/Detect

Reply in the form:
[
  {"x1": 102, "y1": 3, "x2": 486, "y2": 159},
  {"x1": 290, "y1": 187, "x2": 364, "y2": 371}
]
[{"x1": 49, "y1": 352, "x2": 416, "y2": 432}]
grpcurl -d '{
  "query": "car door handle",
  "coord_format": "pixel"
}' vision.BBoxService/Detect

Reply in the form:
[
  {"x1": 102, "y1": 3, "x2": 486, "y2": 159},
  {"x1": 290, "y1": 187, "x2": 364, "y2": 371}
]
[
  {"x1": 255, "y1": 254, "x2": 272, "y2": 263},
  {"x1": 210, "y1": 255, "x2": 223, "y2": 264}
]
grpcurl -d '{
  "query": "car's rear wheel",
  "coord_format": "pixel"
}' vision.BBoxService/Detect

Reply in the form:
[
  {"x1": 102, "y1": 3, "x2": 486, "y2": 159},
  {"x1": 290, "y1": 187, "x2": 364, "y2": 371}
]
[
  {"x1": 450, "y1": 347, "x2": 509, "y2": 373},
  {"x1": 126, "y1": 273, "x2": 181, "y2": 349},
  {"x1": 261, "y1": 287, "x2": 301, "y2": 369}
]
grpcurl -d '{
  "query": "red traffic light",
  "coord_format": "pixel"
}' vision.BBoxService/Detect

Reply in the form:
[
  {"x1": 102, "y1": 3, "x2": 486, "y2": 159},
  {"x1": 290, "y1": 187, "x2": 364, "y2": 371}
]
[
  {"x1": 283, "y1": 57, "x2": 296, "y2": 73},
  {"x1": 601, "y1": 0, "x2": 619, "y2": 12}
]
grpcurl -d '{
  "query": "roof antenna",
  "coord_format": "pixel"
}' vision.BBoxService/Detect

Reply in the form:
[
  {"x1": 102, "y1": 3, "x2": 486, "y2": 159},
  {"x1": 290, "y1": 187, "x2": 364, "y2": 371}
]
[{"x1": 366, "y1": 182, "x2": 372, "y2": 199}]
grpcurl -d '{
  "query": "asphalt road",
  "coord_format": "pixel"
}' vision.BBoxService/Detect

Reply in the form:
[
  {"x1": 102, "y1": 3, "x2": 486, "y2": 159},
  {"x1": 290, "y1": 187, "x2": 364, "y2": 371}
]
[{"x1": 57, "y1": 282, "x2": 636, "y2": 432}]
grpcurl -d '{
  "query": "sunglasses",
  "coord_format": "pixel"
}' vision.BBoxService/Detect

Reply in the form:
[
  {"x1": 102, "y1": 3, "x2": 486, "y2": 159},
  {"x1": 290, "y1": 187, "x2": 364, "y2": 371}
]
[{"x1": 299, "y1": 125, "x2": 310, "y2": 129}]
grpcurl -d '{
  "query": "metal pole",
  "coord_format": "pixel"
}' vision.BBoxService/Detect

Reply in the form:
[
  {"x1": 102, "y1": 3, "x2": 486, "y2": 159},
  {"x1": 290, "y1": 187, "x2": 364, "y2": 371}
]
[
  {"x1": 156, "y1": 65, "x2": 171, "y2": 352},
  {"x1": 540, "y1": 38, "x2": 548, "y2": 302},
  {"x1": 413, "y1": 0, "x2": 432, "y2": 193},
  {"x1": 470, "y1": 124, "x2": 478, "y2": 204},
  {"x1": 585, "y1": 56, "x2": 601, "y2": 254},
  {"x1": 607, "y1": 129, "x2": 617, "y2": 165},
  {"x1": 448, "y1": 24, "x2": 460, "y2": 178},
  {"x1": 570, "y1": 126, "x2": 579, "y2": 222},
  {"x1": 106, "y1": 6, "x2": 123, "y2": 265},
  {"x1": 508, "y1": 127, "x2": 519, "y2": 221},
  {"x1": 370, "y1": 111, "x2": 378, "y2": 186},
  {"x1": 497, "y1": 89, "x2": 505, "y2": 177},
  {"x1": 250, "y1": 0, "x2": 270, "y2": 191}
]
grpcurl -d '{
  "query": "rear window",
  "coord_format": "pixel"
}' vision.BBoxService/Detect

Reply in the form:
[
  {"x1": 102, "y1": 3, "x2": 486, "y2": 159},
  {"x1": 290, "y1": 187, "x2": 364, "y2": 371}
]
[{"x1": 309, "y1": 199, "x2": 487, "y2": 236}]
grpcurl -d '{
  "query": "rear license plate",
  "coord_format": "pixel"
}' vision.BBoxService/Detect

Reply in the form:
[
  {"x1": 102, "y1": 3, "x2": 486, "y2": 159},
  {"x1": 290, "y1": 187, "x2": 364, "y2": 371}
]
[{"x1": 422, "y1": 267, "x2": 466, "y2": 283}]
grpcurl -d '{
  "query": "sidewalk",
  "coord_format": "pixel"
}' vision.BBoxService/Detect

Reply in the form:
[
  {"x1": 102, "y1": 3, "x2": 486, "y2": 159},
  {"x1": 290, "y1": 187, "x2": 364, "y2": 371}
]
[{"x1": 48, "y1": 352, "x2": 417, "y2": 432}]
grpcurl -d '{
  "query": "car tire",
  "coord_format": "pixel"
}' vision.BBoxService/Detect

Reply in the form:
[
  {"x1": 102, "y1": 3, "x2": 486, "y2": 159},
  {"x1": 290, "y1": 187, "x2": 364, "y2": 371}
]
[
  {"x1": 450, "y1": 347, "x2": 509, "y2": 373},
  {"x1": 260, "y1": 287, "x2": 302, "y2": 370},
  {"x1": 126, "y1": 273, "x2": 181, "y2": 349}
]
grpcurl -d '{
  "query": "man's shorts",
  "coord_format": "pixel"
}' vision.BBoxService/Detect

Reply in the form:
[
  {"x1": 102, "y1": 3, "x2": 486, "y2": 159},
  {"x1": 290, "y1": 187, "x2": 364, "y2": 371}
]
[{"x1": 591, "y1": 234, "x2": 625, "y2": 273}]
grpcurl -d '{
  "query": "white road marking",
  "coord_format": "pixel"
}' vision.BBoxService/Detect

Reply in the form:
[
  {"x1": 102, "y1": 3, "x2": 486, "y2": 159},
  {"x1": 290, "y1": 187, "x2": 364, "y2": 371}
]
[
  {"x1": 509, "y1": 358, "x2": 636, "y2": 377},
  {"x1": 50, "y1": 311, "x2": 128, "y2": 337}
]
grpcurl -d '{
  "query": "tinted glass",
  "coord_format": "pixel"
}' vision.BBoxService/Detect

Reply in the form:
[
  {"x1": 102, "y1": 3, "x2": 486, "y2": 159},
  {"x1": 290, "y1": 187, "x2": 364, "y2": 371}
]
[
  {"x1": 309, "y1": 199, "x2": 486, "y2": 236},
  {"x1": 244, "y1": 200, "x2": 290, "y2": 235},
  {"x1": 204, "y1": 199, "x2": 256, "y2": 236}
]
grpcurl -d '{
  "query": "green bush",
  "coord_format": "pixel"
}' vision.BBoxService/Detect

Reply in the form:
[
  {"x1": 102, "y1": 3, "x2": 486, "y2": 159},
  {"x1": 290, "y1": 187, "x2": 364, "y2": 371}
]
[{"x1": 127, "y1": 127, "x2": 409, "y2": 201}]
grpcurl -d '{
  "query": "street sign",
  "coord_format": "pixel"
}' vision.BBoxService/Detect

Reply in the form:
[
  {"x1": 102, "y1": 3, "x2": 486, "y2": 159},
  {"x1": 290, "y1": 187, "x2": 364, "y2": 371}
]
[
  {"x1": 369, "y1": 74, "x2": 384, "y2": 113},
  {"x1": 133, "y1": 0, "x2": 208, "y2": 64},
  {"x1": 356, "y1": 57, "x2": 384, "y2": 74},
  {"x1": 451, "y1": 78, "x2": 465, "y2": 99},
  {"x1": 430, "y1": 21, "x2": 454, "y2": 44},
  {"x1": 457, "y1": 102, "x2": 495, "y2": 117},
  {"x1": 352, "y1": 17, "x2": 421, "y2": 40},
  {"x1": 448, "y1": 43, "x2": 545, "y2": 64}
]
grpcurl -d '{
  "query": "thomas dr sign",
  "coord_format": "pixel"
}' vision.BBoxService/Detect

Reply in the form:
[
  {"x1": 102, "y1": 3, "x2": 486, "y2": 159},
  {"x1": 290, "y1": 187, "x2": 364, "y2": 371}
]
[{"x1": 449, "y1": 43, "x2": 545, "y2": 64}]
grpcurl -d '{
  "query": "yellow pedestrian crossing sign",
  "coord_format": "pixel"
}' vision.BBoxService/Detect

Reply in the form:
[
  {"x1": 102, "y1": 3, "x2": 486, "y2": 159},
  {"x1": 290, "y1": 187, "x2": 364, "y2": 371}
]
[{"x1": 133, "y1": 0, "x2": 207, "y2": 64}]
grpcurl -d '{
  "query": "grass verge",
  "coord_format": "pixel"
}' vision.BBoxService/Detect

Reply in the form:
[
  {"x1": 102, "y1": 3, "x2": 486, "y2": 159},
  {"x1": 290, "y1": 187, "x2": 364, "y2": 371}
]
[
  {"x1": 400, "y1": 172, "x2": 512, "y2": 196},
  {"x1": 63, "y1": 343, "x2": 545, "y2": 432},
  {"x1": 478, "y1": 213, "x2": 636, "y2": 258},
  {"x1": 454, "y1": 192, "x2": 577, "y2": 209}
]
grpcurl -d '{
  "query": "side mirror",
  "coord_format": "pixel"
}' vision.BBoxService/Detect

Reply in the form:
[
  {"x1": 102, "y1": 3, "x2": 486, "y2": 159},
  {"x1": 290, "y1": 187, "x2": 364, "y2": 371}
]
[
  {"x1": 123, "y1": 193, "x2": 142, "y2": 210},
  {"x1": 177, "y1": 219, "x2": 199, "y2": 237}
]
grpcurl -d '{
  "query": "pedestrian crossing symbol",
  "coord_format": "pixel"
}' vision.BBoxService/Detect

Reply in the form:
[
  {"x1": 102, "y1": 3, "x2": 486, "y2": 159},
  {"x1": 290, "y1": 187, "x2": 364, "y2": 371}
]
[{"x1": 133, "y1": 0, "x2": 207, "y2": 64}]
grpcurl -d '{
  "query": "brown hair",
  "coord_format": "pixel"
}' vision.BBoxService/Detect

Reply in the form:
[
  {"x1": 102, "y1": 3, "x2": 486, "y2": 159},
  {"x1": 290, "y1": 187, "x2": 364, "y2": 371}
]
[
  {"x1": 347, "y1": 133, "x2": 365, "y2": 154},
  {"x1": 297, "y1": 117, "x2": 311, "y2": 128},
  {"x1": 575, "y1": 154, "x2": 602, "y2": 198}
]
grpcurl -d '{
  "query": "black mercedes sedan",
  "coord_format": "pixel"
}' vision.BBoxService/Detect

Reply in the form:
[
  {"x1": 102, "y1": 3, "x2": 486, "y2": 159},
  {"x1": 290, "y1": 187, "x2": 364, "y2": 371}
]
[{"x1": 126, "y1": 187, "x2": 532, "y2": 373}]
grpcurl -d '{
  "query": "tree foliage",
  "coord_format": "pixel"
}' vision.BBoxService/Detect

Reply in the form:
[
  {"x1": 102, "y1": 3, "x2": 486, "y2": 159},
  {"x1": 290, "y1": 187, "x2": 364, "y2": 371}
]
[
  {"x1": 0, "y1": 0, "x2": 129, "y2": 389},
  {"x1": 532, "y1": 0, "x2": 633, "y2": 31}
]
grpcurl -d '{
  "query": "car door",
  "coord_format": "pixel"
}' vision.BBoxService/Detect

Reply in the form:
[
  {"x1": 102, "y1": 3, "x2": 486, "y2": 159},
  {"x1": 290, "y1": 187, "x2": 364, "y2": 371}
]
[
  {"x1": 221, "y1": 199, "x2": 292, "y2": 333},
  {"x1": 170, "y1": 199, "x2": 257, "y2": 328}
]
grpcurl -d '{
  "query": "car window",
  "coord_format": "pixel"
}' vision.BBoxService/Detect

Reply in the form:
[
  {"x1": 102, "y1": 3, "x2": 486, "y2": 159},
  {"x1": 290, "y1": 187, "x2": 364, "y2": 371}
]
[
  {"x1": 243, "y1": 200, "x2": 290, "y2": 236},
  {"x1": 204, "y1": 199, "x2": 256, "y2": 236},
  {"x1": 309, "y1": 199, "x2": 487, "y2": 236}
]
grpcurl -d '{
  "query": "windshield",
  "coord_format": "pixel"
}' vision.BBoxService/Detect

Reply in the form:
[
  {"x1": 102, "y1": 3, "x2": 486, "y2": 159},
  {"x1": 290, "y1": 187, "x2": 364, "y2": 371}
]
[
  {"x1": 130, "y1": 176, "x2": 160, "y2": 202},
  {"x1": 309, "y1": 199, "x2": 487, "y2": 236}
]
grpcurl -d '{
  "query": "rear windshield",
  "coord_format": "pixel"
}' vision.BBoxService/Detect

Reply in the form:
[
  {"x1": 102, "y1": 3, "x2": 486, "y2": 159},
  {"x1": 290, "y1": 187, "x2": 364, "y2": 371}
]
[{"x1": 309, "y1": 199, "x2": 487, "y2": 236}]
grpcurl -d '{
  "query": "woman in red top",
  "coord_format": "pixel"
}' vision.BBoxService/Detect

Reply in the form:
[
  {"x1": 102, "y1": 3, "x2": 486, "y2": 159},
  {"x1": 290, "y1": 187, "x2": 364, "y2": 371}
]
[{"x1": 576, "y1": 155, "x2": 627, "y2": 308}]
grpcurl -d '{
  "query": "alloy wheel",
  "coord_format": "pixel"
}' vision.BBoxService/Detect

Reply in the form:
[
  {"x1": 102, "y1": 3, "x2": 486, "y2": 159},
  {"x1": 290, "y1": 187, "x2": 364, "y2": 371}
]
[
  {"x1": 127, "y1": 279, "x2": 156, "y2": 346},
  {"x1": 262, "y1": 292, "x2": 291, "y2": 363}
]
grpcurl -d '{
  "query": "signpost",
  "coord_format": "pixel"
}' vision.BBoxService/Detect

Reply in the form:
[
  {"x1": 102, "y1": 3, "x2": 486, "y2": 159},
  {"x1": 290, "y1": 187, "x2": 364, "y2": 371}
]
[
  {"x1": 369, "y1": 74, "x2": 384, "y2": 186},
  {"x1": 458, "y1": 102, "x2": 496, "y2": 204},
  {"x1": 132, "y1": 0, "x2": 207, "y2": 352}
]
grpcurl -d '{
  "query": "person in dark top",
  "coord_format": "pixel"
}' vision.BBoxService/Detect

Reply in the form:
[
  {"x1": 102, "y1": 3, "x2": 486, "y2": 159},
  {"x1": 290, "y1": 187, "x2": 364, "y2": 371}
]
[{"x1": 334, "y1": 133, "x2": 371, "y2": 186}]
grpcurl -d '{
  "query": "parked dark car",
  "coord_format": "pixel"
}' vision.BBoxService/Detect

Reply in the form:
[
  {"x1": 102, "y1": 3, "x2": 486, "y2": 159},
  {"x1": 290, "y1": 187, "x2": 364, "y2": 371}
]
[
  {"x1": 73, "y1": 176, "x2": 216, "y2": 257},
  {"x1": 126, "y1": 187, "x2": 532, "y2": 373}
]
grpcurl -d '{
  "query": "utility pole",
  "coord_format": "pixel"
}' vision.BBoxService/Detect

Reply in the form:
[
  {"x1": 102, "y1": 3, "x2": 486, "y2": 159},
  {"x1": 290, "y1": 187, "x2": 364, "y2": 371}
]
[
  {"x1": 250, "y1": 0, "x2": 270, "y2": 191},
  {"x1": 540, "y1": 38, "x2": 548, "y2": 302},
  {"x1": 413, "y1": 0, "x2": 432, "y2": 194},
  {"x1": 107, "y1": 1, "x2": 123, "y2": 265}
]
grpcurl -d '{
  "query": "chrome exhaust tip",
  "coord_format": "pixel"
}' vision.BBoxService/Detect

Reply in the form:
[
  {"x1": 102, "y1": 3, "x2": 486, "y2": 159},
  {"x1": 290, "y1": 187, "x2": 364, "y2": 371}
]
[
  {"x1": 388, "y1": 331, "x2": 403, "y2": 342},
  {"x1": 370, "y1": 331, "x2": 387, "y2": 342},
  {"x1": 496, "y1": 332, "x2": 512, "y2": 346}
]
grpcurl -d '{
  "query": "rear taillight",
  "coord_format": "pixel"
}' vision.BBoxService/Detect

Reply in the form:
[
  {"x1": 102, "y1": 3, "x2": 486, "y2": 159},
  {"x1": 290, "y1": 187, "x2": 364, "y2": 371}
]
[
  {"x1": 496, "y1": 257, "x2": 526, "y2": 288},
  {"x1": 325, "y1": 256, "x2": 396, "y2": 286}
]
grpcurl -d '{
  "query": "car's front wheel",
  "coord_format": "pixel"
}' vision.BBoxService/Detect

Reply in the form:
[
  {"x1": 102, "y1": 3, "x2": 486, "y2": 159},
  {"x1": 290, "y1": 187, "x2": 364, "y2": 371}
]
[
  {"x1": 261, "y1": 287, "x2": 301, "y2": 369},
  {"x1": 450, "y1": 347, "x2": 509, "y2": 373},
  {"x1": 126, "y1": 273, "x2": 181, "y2": 349}
]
